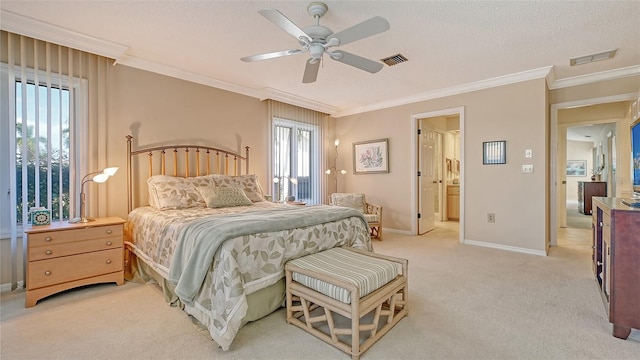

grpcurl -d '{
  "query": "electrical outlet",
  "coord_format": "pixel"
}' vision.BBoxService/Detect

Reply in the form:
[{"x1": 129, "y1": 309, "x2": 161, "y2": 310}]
[{"x1": 487, "y1": 213, "x2": 495, "y2": 223}]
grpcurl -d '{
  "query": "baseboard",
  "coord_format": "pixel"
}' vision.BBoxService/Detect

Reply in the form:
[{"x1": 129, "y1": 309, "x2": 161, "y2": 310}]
[
  {"x1": 463, "y1": 239, "x2": 548, "y2": 256},
  {"x1": 0, "y1": 281, "x2": 24, "y2": 293}
]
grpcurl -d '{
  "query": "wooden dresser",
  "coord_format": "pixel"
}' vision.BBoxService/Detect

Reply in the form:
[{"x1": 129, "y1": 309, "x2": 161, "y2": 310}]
[
  {"x1": 24, "y1": 217, "x2": 126, "y2": 307},
  {"x1": 578, "y1": 181, "x2": 606, "y2": 215},
  {"x1": 592, "y1": 197, "x2": 640, "y2": 339}
]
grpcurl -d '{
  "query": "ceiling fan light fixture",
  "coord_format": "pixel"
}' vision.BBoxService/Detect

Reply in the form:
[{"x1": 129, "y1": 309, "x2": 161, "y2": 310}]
[
  {"x1": 309, "y1": 44, "x2": 325, "y2": 59},
  {"x1": 570, "y1": 49, "x2": 617, "y2": 66}
]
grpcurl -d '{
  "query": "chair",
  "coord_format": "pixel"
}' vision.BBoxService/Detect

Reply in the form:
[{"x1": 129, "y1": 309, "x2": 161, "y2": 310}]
[{"x1": 330, "y1": 193, "x2": 382, "y2": 240}]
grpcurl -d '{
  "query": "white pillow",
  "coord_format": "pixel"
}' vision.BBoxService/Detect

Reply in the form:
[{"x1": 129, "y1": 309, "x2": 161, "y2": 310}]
[
  {"x1": 147, "y1": 175, "x2": 213, "y2": 210},
  {"x1": 200, "y1": 186, "x2": 253, "y2": 208},
  {"x1": 212, "y1": 174, "x2": 265, "y2": 202}
]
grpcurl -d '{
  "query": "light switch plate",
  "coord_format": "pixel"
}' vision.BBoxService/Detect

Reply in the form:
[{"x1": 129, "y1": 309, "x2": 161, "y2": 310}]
[
  {"x1": 525, "y1": 149, "x2": 533, "y2": 158},
  {"x1": 522, "y1": 164, "x2": 534, "y2": 173}
]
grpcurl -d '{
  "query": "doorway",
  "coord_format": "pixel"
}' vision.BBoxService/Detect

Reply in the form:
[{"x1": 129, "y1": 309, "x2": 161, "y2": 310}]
[
  {"x1": 564, "y1": 123, "x2": 614, "y2": 231},
  {"x1": 550, "y1": 96, "x2": 635, "y2": 247},
  {"x1": 411, "y1": 107, "x2": 464, "y2": 241}
]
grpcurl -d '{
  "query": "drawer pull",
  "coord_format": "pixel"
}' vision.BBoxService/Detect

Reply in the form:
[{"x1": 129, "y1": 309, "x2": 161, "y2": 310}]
[
  {"x1": 44, "y1": 236, "x2": 52, "y2": 242},
  {"x1": 45, "y1": 250, "x2": 53, "y2": 255},
  {"x1": 106, "y1": 241, "x2": 113, "y2": 246},
  {"x1": 106, "y1": 259, "x2": 112, "y2": 264},
  {"x1": 44, "y1": 271, "x2": 51, "y2": 276},
  {"x1": 106, "y1": 229, "x2": 113, "y2": 234}
]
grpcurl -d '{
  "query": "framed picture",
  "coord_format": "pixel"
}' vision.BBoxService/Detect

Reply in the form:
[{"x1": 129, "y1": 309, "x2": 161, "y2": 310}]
[
  {"x1": 482, "y1": 140, "x2": 506, "y2": 165},
  {"x1": 566, "y1": 160, "x2": 587, "y2": 176},
  {"x1": 353, "y1": 138, "x2": 389, "y2": 174}
]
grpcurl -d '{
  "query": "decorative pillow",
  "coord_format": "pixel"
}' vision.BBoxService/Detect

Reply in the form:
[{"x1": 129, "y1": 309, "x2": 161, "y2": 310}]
[
  {"x1": 147, "y1": 175, "x2": 209, "y2": 210},
  {"x1": 200, "y1": 186, "x2": 253, "y2": 208},
  {"x1": 331, "y1": 193, "x2": 367, "y2": 213},
  {"x1": 213, "y1": 174, "x2": 265, "y2": 202}
]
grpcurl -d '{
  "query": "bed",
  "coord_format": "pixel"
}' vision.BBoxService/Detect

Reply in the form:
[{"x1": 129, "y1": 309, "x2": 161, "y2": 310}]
[{"x1": 123, "y1": 135, "x2": 372, "y2": 350}]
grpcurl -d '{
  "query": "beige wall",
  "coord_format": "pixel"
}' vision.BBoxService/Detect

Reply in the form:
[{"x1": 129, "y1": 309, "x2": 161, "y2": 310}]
[
  {"x1": 335, "y1": 79, "x2": 549, "y2": 253},
  {"x1": 104, "y1": 65, "x2": 269, "y2": 220}
]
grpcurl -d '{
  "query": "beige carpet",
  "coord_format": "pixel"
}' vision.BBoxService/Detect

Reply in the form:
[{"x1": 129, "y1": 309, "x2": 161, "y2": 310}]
[
  {"x1": 2, "y1": 223, "x2": 639, "y2": 360},
  {"x1": 566, "y1": 199, "x2": 593, "y2": 229}
]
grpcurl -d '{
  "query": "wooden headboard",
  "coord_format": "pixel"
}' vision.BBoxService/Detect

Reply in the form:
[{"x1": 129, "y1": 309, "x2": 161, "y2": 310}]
[{"x1": 126, "y1": 135, "x2": 250, "y2": 212}]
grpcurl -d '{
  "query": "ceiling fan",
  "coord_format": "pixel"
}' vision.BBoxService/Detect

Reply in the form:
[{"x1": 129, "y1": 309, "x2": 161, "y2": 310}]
[{"x1": 241, "y1": 2, "x2": 390, "y2": 83}]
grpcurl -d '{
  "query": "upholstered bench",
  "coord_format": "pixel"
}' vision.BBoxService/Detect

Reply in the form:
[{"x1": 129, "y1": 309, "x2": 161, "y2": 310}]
[{"x1": 285, "y1": 247, "x2": 408, "y2": 360}]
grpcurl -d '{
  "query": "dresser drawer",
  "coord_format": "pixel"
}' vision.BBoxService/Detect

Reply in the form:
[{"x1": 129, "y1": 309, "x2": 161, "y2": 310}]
[
  {"x1": 28, "y1": 248, "x2": 123, "y2": 289},
  {"x1": 448, "y1": 186, "x2": 460, "y2": 195},
  {"x1": 28, "y1": 224, "x2": 123, "y2": 247},
  {"x1": 28, "y1": 236, "x2": 123, "y2": 261}
]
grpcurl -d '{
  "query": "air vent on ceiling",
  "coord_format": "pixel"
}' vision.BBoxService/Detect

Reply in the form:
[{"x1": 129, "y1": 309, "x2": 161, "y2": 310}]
[
  {"x1": 570, "y1": 49, "x2": 617, "y2": 66},
  {"x1": 381, "y1": 54, "x2": 408, "y2": 66}
]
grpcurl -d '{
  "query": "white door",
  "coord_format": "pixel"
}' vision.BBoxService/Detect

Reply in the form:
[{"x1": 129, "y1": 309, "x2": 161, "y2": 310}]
[{"x1": 418, "y1": 124, "x2": 436, "y2": 234}]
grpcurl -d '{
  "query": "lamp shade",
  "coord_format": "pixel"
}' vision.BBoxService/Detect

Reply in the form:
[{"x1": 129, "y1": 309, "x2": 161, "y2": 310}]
[
  {"x1": 103, "y1": 167, "x2": 119, "y2": 176},
  {"x1": 92, "y1": 173, "x2": 110, "y2": 183}
]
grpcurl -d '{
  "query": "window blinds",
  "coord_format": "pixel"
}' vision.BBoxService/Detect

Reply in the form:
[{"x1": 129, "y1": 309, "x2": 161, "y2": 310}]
[{"x1": 2, "y1": 31, "x2": 112, "y2": 291}]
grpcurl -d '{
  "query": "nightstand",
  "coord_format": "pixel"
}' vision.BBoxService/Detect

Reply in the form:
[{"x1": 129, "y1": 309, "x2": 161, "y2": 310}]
[{"x1": 24, "y1": 217, "x2": 126, "y2": 307}]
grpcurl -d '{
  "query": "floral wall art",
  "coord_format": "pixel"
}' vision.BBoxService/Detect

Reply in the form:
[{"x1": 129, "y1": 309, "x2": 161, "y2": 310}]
[{"x1": 353, "y1": 138, "x2": 389, "y2": 174}]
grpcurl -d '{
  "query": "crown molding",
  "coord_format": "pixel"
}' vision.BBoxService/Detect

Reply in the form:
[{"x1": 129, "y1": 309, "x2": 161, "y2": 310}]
[
  {"x1": 332, "y1": 66, "x2": 554, "y2": 118},
  {"x1": 261, "y1": 88, "x2": 339, "y2": 114},
  {"x1": 117, "y1": 56, "x2": 338, "y2": 114},
  {"x1": 0, "y1": 10, "x2": 128, "y2": 60},
  {"x1": 547, "y1": 65, "x2": 640, "y2": 90},
  {"x1": 117, "y1": 54, "x2": 265, "y2": 99}
]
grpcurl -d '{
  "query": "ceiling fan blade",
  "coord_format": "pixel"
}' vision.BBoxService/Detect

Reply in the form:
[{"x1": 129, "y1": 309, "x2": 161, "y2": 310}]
[
  {"x1": 302, "y1": 59, "x2": 321, "y2": 83},
  {"x1": 259, "y1": 9, "x2": 310, "y2": 42},
  {"x1": 330, "y1": 50, "x2": 384, "y2": 73},
  {"x1": 241, "y1": 49, "x2": 305, "y2": 62},
  {"x1": 327, "y1": 16, "x2": 390, "y2": 46}
]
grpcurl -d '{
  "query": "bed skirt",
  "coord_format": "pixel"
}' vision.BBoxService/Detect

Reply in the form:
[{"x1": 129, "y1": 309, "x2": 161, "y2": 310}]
[{"x1": 125, "y1": 249, "x2": 286, "y2": 326}]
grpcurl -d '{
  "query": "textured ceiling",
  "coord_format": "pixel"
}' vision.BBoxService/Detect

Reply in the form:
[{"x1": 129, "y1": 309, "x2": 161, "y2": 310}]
[{"x1": 1, "y1": 1, "x2": 639, "y2": 116}]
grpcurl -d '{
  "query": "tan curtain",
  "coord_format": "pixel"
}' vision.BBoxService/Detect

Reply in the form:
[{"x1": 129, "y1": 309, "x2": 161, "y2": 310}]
[
  {"x1": 266, "y1": 99, "x2": 330, "y2": 204},
  {"x1": 1, "y1": 30, "x2": 113, "y2": 290}
]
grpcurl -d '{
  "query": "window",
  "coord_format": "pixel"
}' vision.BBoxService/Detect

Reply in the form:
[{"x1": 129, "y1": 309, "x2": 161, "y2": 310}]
[
  {"x1": 272, "y1": 118, "x2": 319, "y2": 204},
  {"x1": 1, "y1": 63, "x2": 83, "y2": 236},
  {"x1": 15, "y1": 81, "x2": 71, "y2": 223}
]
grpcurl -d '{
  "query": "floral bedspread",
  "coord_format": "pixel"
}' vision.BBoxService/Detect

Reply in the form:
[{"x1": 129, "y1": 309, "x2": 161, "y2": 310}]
[{"x1": 125, "y1": 202, "x2": 372, "y2": 350}]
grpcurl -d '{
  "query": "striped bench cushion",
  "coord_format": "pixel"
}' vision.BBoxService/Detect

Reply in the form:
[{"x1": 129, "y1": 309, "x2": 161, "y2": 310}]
[{"x1": 288, "y1": 247, "x2": 399, "y2": 304}]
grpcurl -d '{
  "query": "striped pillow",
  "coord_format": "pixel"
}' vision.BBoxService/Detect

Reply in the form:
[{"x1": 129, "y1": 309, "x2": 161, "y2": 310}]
[{"x1": 288, "y1": 247, "x2": 398, "y2": 304}]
